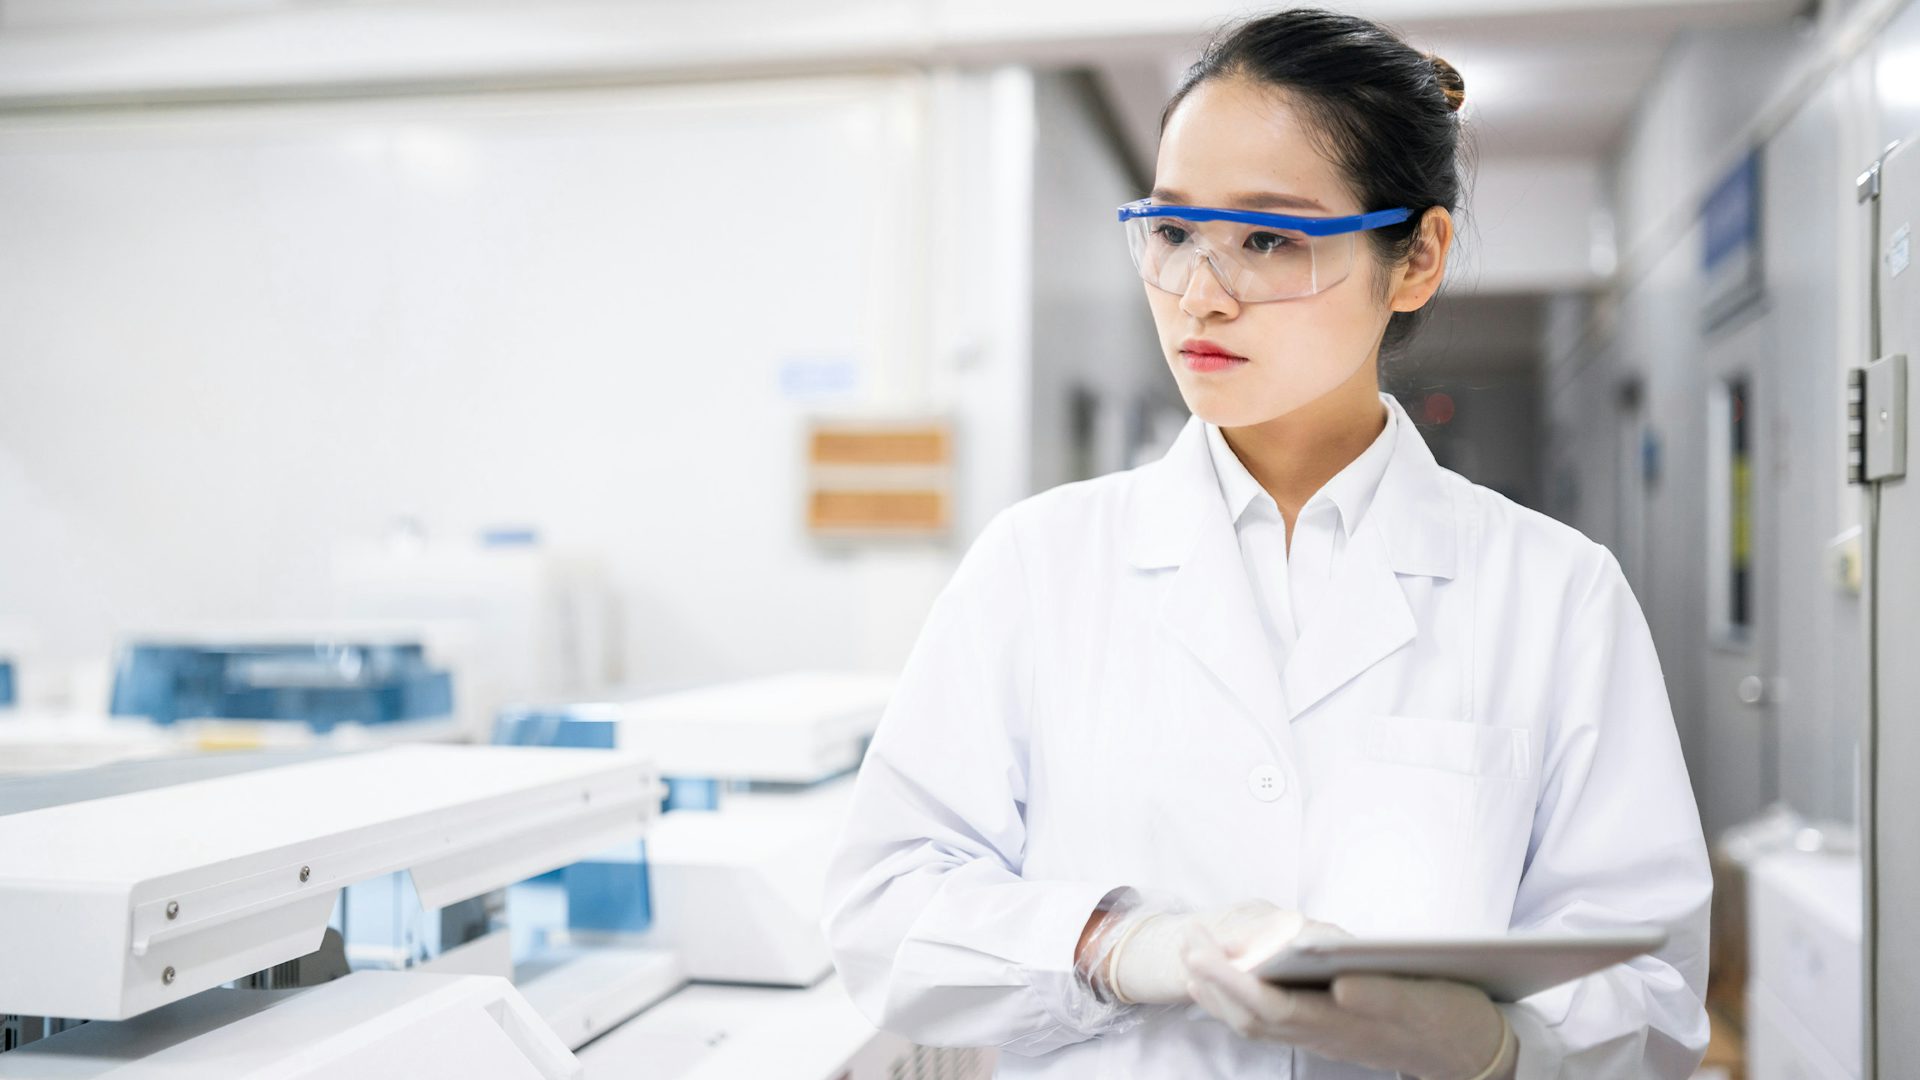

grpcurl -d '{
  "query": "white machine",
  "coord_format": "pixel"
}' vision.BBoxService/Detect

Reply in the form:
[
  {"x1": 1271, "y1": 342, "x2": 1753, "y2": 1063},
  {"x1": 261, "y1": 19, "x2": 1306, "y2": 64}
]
[
  {"x1": 519, "y1": 673, "x2": 893, "y2": 989},
  {"x1": 0, "y1": 744, "x2": 657, "y2": 1077},
  {"x1": 331, "y1": 529, "x2": 624, "y2": 731},
  {"x1": 494, "y1": 672, "x2": 996, "y2": 1079},
  {"x1": 0, "y1": 673, "x2": 994, "y2": 1080}
]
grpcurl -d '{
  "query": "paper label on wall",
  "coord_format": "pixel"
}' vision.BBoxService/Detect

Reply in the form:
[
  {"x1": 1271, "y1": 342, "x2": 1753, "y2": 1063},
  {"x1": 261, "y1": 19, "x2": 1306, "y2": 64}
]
[{"x1": 1889, "y1": 223, "x2": 1911, "y2": 279}]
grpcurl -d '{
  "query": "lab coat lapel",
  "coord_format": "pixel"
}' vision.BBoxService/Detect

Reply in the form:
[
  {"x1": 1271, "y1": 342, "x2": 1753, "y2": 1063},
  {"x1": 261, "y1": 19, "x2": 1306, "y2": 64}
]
[
  {"x1": 1281, "y1": 396, "x2": 1459, "y2": 721},
  {"x1": 1125, "y1": 418, "x2": 1287, "y2": 725},
  {"x1": 1160, "y1": 498, "x2": 1289, "y2": 726},
  {"x1": 1280, "y1": 520, "x2": 1414, "y2": 721}
]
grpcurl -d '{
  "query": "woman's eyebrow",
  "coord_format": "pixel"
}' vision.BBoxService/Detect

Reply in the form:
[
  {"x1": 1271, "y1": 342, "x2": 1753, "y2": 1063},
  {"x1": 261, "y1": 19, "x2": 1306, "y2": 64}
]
[{"x1": 1149, "y1": 188, "x2": 1330, "y2": 212}]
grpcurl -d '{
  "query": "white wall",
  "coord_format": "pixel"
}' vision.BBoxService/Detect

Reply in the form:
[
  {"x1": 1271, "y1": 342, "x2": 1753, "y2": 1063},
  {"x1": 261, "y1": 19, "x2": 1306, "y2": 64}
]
[
  {"x1": 1026, "y1": 72, "x2": 1170, "y2": 491},
  {"x1": 1455, "y1": 156, "x2": 1610, "y2": 294},
  {"x1": 0, "y1": 72, "x2": 1039, "y2": 695}
]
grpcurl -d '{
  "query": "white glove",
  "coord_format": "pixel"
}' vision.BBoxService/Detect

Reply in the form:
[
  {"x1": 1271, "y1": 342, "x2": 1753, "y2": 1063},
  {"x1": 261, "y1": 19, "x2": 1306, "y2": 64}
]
[
  {"x1": 1183, "y1": 935, "x2": 1518, "y2": 1080},
  {"x1": 1094, "y1": 899, "x2": 1341, "y2": 1006}
]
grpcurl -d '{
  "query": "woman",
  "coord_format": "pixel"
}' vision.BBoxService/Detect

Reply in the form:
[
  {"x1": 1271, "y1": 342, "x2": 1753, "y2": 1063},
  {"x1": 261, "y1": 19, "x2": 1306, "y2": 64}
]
[{"x1": 823, "y1": 9, "x2": 1711, "y2": 1078}]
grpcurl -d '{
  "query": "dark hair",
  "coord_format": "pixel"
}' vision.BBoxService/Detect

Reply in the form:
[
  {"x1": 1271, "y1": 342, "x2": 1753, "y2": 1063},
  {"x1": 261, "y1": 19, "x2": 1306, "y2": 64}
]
[{"x1": 1162, "y1": 8, "x2": 1472, "y2": 353}]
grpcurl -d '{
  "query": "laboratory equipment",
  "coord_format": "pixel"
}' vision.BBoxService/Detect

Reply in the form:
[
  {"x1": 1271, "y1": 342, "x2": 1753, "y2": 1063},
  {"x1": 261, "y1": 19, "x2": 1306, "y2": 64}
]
[
  {"x1": 0, "y1": 673, "x2": 986, "y2": 1080},
  {"x1": 0, "y1": 743, "x2": 658, "y2": 1077},
  {"x1": 496, "y1": 671, "x2": 892, "y2": 986},
  {"x1": 331, "y1": 529, "x2": 621, "y2": 734},
  {"x1": 492, "y1": 672, "x2": 990, "y2": 1078},
  {"x1": 110, "y1": 640, "x2": 452, "y2": 731},
  {"x1": 0, "y1": 628, "x2": 474, "y2": 779}
]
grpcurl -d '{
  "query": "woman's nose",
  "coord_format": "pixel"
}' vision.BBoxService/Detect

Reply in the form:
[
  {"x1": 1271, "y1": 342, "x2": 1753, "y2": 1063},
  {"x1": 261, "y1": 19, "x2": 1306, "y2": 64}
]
[{"x1": 1178, "y1": 253, "x2": 1240, "y2": 321}]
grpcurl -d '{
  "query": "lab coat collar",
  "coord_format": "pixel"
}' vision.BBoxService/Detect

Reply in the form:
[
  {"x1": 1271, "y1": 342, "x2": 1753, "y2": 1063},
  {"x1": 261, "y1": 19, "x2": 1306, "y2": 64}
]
[
  {"x1": 1126, "y1": 393, "x2": 1458, "y2": 580},
  {"x1": 1202, "y1": 400, "x2": 1399, "y2": 539},
  {"x1": 1124, "y1": 393, "x2": 1459, "y2": 722}
]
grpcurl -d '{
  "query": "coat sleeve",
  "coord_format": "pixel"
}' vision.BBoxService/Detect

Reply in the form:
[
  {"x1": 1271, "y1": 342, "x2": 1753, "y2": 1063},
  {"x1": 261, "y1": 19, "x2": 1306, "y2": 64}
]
[
  {"x1": 1498, "y1": 546, "x2": 1714, "y2": 1078},
  {"x1": 821, "y1": 508, "x2": 1135, "y2": 1055}
]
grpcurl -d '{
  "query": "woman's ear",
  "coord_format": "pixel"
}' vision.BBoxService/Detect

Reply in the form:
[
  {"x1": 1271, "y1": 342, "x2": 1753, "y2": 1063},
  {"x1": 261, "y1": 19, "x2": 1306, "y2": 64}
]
[{"x1": 1388, "y1": 207, "x2": 1453, "y2": 313}]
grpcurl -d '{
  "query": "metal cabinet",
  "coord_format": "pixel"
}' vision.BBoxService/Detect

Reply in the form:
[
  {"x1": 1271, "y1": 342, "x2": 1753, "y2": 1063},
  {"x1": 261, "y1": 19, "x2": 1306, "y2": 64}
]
[{"x1": 1855, "y1": 133, "x2": 1920, "y2": 1079}]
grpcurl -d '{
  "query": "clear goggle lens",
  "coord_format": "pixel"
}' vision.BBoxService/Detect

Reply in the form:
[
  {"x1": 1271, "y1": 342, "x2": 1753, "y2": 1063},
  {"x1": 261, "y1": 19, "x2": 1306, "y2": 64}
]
[
  {"x1": 1116, "y1": 201, "x2": 1413, "y2": 303},
  {"x1": 1122, "y1": 213, "x2": 1358, "y2": 302}
]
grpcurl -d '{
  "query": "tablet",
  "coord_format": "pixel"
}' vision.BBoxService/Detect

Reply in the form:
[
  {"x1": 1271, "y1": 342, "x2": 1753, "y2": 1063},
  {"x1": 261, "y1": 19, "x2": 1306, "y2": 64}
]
[{"x1": 1238, "y1": 928, "x2": 1668, "y2": 1003}]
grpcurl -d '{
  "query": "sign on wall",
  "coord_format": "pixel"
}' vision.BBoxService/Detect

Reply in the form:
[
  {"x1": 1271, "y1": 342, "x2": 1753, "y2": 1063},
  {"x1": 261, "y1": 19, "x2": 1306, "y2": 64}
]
[
  {"x1": 1701, "y1": 149, "x2": 1765, "y2": 329},
  {"x1": 805, "y1": 419, "x2": 953, "y2": 539}
]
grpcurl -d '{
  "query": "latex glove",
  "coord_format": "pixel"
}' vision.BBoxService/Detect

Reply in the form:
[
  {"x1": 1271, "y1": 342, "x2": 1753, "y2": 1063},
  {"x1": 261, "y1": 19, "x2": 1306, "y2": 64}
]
[
  {"x1": 1183, "y1": 936, "x2": 1514, "y2": 1080},
  {"x1": 1104, "y1": 899, "x2": 1340, "y2": 1005}
]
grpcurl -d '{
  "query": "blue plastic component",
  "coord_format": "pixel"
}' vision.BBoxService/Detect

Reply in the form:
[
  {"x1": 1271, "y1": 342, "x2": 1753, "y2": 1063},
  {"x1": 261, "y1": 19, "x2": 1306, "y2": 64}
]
[
  {"x1": 495, "y1": 707, "x2": 727, "y2": 812},
  {"x1": 663, "y1": 777, "x2": 721, "y2": 811},
  {"x1": 563, "y1": 842, "x2": 652, "y2": 933},
  {"x1": 493, "y1": 705, "x2": 656, "y2": 931},
  {"x1": 493, "y1": 709, "x2": 621, "y2": 885},
  {"x1": 492, "y1": 709, "x2": 617, "y2": 750},
  {"x1": 0, "y1": 659, "x2": 13, "y2": 708},
  {"x1": 108, "y1": 642, "x2": 453, "y2": 730}
]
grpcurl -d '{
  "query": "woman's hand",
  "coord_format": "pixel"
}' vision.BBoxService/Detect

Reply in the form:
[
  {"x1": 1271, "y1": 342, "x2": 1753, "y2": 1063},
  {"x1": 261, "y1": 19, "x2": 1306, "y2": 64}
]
[
  {"x1": 1183, "y1": 936, "x2": 1514, "y2": 1080},
  {"x1": 1097, "y1": 899, "x2": 1339, "y2": 1005}
]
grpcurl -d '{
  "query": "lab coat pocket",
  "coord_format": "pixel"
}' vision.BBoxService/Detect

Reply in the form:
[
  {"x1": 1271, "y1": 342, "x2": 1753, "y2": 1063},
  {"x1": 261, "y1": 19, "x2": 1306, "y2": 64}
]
[
  {"x1": 1310, "y1": 715, "x2": 1536, "y2": 933},
  {"x1": 1362, "y1": 714, "x2": 1531, "y2": 781}
]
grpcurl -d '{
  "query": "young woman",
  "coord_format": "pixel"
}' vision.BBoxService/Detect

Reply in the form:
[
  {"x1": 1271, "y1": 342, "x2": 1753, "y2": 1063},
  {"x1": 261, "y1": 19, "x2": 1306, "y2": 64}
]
[{"x1": 823, "y1": 9, "x2": 1711, "y2": 1078}]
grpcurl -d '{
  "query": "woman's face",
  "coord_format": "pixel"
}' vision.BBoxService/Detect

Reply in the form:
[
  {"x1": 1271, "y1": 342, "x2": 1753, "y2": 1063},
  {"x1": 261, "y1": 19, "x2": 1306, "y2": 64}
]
[{"x1": 1145, "y1": 76, "x2": 1411, "y2": 428}]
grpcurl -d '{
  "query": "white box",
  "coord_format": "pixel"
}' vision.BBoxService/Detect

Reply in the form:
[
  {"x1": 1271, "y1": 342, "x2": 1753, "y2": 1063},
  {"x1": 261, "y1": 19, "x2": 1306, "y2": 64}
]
[{"x1": 1747, "y1": 849, "x2": 1861, "y2": 1078}]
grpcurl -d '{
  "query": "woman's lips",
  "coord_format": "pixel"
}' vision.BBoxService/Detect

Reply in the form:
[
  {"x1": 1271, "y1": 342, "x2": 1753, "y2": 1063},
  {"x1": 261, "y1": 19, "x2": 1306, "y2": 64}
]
[
  {"x1": 1183, "y1": 351, "x2": 1249, "y2": 373},
  {"x1": 1179, "y1": 339, "x2": 1249, "y2": 373}
]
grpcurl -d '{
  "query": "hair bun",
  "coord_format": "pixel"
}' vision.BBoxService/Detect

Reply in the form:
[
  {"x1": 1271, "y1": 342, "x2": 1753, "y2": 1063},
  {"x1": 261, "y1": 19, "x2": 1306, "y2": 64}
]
[{"x1": 1428, "y1": 53, "x2": 1466, "y2": 113}]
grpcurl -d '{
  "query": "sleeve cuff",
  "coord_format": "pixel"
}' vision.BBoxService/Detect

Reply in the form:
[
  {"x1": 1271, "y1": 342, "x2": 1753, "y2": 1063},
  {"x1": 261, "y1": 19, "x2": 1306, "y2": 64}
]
[
  {"x1": 1003, "y1": 880, "x2": 1149, "y2": 1054},
  {"x1": 1498, "y1": 1001, "x2": 1569, "y2": 1080}
]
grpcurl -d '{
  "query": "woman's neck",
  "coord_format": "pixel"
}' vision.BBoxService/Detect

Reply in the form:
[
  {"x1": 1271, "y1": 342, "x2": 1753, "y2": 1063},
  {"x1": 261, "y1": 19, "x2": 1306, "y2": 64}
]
[{"x1": 1219, "y1": 367, "x2": 1388, "y2": 541}]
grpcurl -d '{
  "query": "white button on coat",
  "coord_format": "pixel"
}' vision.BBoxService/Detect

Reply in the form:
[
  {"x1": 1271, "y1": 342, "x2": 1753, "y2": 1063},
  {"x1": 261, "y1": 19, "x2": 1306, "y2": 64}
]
[
  {"x1": 1247, "y1": 764, "x2": 1287, "y2": 802},
  {"x1": 822, "y1": 395, "x2": 1712, "y2": 1079}
]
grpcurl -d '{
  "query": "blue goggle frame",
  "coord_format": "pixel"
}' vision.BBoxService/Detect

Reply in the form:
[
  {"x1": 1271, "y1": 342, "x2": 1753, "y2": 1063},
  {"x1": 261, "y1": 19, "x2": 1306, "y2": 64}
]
[{"x1": 1116, "y1": 198, "x2": 1414, "y2": 238}]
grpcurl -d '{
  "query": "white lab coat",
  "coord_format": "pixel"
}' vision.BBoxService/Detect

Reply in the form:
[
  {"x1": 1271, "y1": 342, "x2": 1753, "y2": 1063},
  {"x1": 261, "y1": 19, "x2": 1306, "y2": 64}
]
[{"x1": 823, "y1": 396, "x2": 1712, "y2": 1079}]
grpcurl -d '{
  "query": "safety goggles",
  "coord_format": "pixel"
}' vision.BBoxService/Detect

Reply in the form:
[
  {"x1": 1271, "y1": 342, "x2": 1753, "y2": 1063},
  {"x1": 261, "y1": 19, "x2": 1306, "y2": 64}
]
[{"x1": 1117, "y1": 199, "x2": 1414, "y2": 302}]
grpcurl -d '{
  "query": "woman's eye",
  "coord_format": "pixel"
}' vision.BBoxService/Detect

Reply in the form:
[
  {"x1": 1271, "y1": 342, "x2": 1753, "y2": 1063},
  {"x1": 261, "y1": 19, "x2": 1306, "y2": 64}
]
[
  {"x1": 1246, "y1": 231, "x2": 1296, "y2": 254},
  {"x1": 1150, "y1": 223, "x2": 1190, "y2": 246}
]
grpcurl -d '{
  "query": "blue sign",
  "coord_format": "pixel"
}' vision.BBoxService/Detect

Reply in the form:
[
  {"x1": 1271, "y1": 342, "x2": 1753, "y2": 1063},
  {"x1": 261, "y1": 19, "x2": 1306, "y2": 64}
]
[
  {"x1": 1701, "y1": 150, "x2": 1763, "y2": 327},
  {"x1": 1702, "y1": 153, "x2": 1759, "y2": 273}
]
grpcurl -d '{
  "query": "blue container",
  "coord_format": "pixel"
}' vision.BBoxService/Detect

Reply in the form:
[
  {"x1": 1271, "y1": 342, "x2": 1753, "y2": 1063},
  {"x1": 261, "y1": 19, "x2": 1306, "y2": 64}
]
[{"x1": 109, "y1": 642, "x2": 453, "y2": 730}]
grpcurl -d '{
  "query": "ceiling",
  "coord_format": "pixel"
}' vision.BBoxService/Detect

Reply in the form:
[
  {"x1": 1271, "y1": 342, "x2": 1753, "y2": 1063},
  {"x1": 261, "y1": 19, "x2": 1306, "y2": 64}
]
[
  {"x1": 0, "y1": 0, "x2": 1812, "y2": 138},
  {"x1": 1085, "y1": 1, "x2": 1808, "y2": 179}
]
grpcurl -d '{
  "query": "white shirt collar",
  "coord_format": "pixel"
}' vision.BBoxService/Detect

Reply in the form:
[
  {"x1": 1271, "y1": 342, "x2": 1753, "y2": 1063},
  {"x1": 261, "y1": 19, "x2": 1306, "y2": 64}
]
[{"x1": 1204, "y1": 394, "x2": 1399, "y2": 537}]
